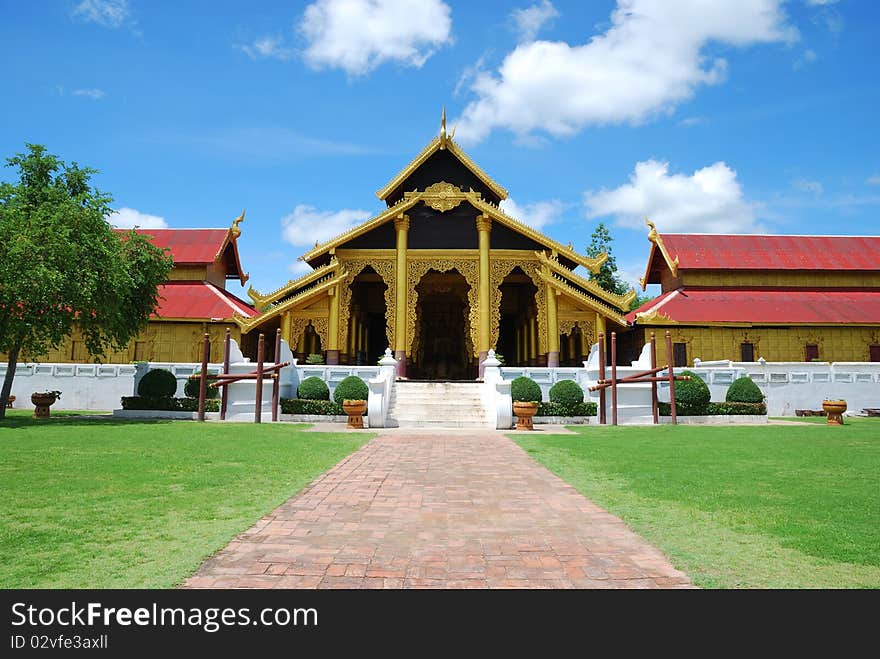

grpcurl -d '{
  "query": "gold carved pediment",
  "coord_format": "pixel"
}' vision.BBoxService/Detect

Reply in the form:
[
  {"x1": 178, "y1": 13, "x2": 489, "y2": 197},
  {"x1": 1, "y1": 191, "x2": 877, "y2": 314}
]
[{"x1": 409, "y1": 181, "x2": 468, "y2": 213}]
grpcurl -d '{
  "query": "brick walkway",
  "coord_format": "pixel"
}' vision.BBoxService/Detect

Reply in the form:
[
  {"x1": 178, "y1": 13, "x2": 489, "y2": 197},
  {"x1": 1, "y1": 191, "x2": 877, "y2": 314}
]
[{"x1": 184, "y1": 431, "x2": 693, "y2": 589}]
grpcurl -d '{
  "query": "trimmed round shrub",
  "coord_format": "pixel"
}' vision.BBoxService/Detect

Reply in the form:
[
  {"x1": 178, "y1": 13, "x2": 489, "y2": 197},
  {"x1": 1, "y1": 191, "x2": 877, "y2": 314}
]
[
  {"x1": 332, "y1": 375, "x2": 369, "y2": 403},
  {"x1": 511, "y1": 376, "x2": 542, "y2": 403},
  {"x1": 725, "y1": 376, "x2": 764, "y2": 403},
  {"x1": 674, "y1": 369, "x2": 711, "y2": 414},
  {"x1": 184, "y1": 373, "x2": 219, "y2": 399},
  {"x1": 137, "y1": 368, "x2": 177, "y2": 398},
  {"x1": 549, "y1": 380, "x2": 584, "y2": 407},
  {"x1": 298, "y1": 376, "x2": 330, "y2": 400}
]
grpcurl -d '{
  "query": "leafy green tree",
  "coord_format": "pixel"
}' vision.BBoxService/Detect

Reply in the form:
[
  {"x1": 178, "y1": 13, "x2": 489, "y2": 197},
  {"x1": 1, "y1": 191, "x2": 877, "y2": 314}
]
[
  {"x1": 629, "y1": 291, "x2": 654, "y2": 311},
  {"x1": 585, "y1": 222, "x2": 630, "y2": 296},
  {"x1": 0, "y1": 144, "x2": 173, "y2": 418}
]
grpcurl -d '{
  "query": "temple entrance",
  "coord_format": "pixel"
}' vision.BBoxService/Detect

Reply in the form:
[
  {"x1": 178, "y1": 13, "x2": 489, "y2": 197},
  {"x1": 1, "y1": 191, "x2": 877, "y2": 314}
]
[
  {"x1": 411, "y1": 270, "x2": 474, "y2": 380},
  {"x1": 347, "y1": 267, "x2": 388, "y2": 365},
  {"x1": 496, "y1": 268, "x2": 540, "y2": 366}
]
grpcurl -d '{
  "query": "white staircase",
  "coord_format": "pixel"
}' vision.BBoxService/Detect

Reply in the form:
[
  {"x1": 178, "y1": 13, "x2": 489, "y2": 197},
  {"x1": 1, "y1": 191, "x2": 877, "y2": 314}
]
[{"x1": 387, "y1": 381, "x2": 492, "y2": 428}]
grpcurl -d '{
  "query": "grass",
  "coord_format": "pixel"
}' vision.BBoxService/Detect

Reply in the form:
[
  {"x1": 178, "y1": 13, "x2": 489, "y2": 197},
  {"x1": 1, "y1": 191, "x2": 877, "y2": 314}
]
[
  {"x1": 513, "y1": 418, "x2": 880, "y2": 588},
  {"x1": 0, "y1": 411, "x2": 371, "y2": 588}
]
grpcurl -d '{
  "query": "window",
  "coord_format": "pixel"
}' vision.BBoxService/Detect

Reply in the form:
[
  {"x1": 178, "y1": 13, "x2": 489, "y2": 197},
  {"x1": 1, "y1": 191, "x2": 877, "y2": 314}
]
[
  {"x1": 805, "y1": 344, "x2": 819, "y2": 362},
  {"x1": 133, "y1": 341, "x2": 149, "y2": 362},
  {"x1": 673, "y1": 342, "x2": 688, "y2": 368},
  {"x1": 740, "y1": 342, "x2": 755, "y2": 362},
  {"x1": 870, "y1": 345, "x2": 880, "y2": 363}
]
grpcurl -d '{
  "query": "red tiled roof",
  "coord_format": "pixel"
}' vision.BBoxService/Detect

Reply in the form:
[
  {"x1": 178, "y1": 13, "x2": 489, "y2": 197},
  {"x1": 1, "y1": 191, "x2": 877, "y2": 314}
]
[
  {"x1": 119, "y1": 228, "x2": 230, "y2": 264},
  {"x1": 627, "y1": 288, "x2": 880, "y2": 325},
  {"x1": 154, "y1": 282, "x2": 256, "y2": 320},
  {"x1": 661, "y1": 234, "x2": 880, "y2": 271}
]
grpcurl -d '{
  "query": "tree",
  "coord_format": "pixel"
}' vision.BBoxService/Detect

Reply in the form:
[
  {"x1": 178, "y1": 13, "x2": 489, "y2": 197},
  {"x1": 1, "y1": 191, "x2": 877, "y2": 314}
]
[
  {"x1": 629, "y1": 292, "x2": 654, "y2": 312},
  {"x1": 585, "y1": 222, "x2": 630, "y2": 296},
  {"x1": 0, "y1": 144, "x2": 173, "y2": 419}
]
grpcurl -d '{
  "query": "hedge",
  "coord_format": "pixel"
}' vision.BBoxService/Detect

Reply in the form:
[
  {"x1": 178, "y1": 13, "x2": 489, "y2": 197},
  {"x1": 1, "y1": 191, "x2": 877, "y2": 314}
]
[
  {"x1": 549, "y1": 380, "x2": 584, "y2": 407},
  {"x1": 137, "y1": 369, "x2": 177, "y2": 398},
  {"x1": 659, "y1": 401, "x2": 766, "y2": 416},
  {"x1": 183, "y1": 374, "x2": 219, "y2": 399},
  {"x1": 674, "y1": 369, "x2": 711, "y2": 415},
  {"x1": 332, "y1": 376, "x2": 369, "y2": 404},
  {"x1": 511, "y1": 376, "x2": 542, "y2": 403},
  {"x1": 297, "y1": 376, "x2": 330, "y2": 400},
  {"x1": 121, "y1": 396, "x2": 220, "y2": 412},
  {"x1": 726, "y1": 376, "x2": 765, "y2": 403},
  {"x1": 537, "y1": 401, "x2": 597, "y2": 417},
  {"x1": 280, "y1": 399, "x2": 345, "y2": 415}
]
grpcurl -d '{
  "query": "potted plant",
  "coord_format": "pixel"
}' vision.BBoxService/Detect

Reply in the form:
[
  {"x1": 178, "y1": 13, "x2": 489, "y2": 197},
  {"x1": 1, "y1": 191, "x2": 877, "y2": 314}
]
[
  {"x1": 333, "y1": 376, "x2": 369, "y2": 429},
  {"x1": 511, "y1": 376, "x2": 541, "y2": 431},
  {"x1": 31, "y1": 390, "x2": 61, "y2": 419},
  {"x1": 822, "y1": 399, "x2": 847, "y2": 425},
  {"x1": 5, "y1": 395, "x2": 14, "y2": 408}
]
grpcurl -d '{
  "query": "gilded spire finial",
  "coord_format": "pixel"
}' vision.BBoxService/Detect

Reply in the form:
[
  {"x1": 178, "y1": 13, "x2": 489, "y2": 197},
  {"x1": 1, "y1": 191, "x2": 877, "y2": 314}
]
[
  {"x1": 440, "y1": 106, "x2": 447, "y2": 149},
  {"x1": 231, "y1": 209, "x2": 245, "y2": 238}
]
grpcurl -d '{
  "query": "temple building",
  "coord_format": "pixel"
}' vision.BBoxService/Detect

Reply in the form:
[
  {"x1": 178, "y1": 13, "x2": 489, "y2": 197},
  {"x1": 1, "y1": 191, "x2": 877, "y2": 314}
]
[
  {"x1": 236, "y1": 114, "x2": 635, "y2": 377},
  {"x1": 628, "y1": 222, "x2": 880, "y2": 365}
]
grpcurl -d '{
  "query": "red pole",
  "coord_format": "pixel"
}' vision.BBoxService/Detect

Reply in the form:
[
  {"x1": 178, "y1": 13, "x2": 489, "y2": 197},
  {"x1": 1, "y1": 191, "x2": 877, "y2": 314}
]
[
  {"x1": 611, "y1": 331, "x2": 618, "y2": 426},
  {"x1": 272, "y1": 328, "x2": 281, "y2": 422},
  {"x1": 255, "y1": 333, "x2": 265, "y2": 424},
  {"x1": 197, "y1": 332, "x2": 210, "y2": 422},
  {"x1": 666, "y1": 331, "x2": 677, "y2": 425},
  {"x1": 220, "y1": 328, "x2": 231, "y2": 421},
  {"x1": 598, "y1": 333, "x2": 606, "y2": 425},
  {"x1": 650, "y1": 332, "x2": 658, "y2": 424}
]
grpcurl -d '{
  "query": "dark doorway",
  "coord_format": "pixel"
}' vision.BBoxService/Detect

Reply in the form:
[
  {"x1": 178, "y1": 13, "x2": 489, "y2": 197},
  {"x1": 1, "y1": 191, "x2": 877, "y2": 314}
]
[
  {"x1": 411, "y1": 270, "x2": 472, "y2": 379},
  {"x1": 805, "y1": 344, "x2": 820, "y2": 362},
  {"x1": 871, "y1": 345, "x2": 880, "y2": 362},
  {"x1": 496, "y1": 268, "x2": 539, "y2": 366},
  {"x1": 740, "y1": 342, "x2": 755, "y2": 362},
  {"x1": 348, "y1": 267, "x2": 388, "y2": 365},
  {"x1": 673, "y1": 342, "x2": 688, "y2": 368}
]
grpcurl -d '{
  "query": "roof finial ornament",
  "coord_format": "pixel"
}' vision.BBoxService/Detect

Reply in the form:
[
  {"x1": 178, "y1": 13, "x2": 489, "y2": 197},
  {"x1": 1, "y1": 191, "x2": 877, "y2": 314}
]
[
  {"x1": 231, "y1": 209, "x2": 245, "y2": 239},
  {"x1": 440, "y1": 106, "x2": 447, "y2": 149}
]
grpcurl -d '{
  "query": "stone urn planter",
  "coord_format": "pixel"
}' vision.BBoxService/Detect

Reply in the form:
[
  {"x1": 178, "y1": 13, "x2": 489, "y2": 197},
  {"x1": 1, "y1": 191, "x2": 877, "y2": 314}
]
[
  {"x1": 31, "y1": 391, "x2": 61, "y2": 419},
  {"x1": 513, "y1": 401, "x2": 539, "y2": 431},
  {"x1": 342, "y1": 400, "x2": 367, "y2": 429},
  {"x1": 822, "y1": 399, "x2": 847, "y2": 425}
]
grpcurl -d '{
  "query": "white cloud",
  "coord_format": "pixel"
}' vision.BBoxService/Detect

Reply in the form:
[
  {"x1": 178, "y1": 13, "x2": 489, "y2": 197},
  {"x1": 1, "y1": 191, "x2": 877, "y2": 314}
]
[
  {"x1": 794, "y1": 48, "x2": 818, "y2": 70},
  {"x1": 289, "y1": 261, "x2": 315, "y2": 276},
  {"x1": 281, "y1": 205, "x2": 372, "y2": 248},
  {"x1": 867, "y1": 176, "x2": 880, "y2": 186},
  {"x1": 678, "y1": 116, "x2": 706, "y2": 127},
  {"x1": 511, "y1": 1, "x2": 559, "y2": 42},
  {"x1": 241, "y1": 36, "x2": 294, "y2": 61},
  {"x1": 300, "y1": 0, "x2": 452, "y2": 75},
  {"x1": 110, "y1": 207, "x2": 168, "y2": 229},
  {"x1": 72, "y1": 88, "x2": 106, "y2": 100},
  {"x1": 456, "y1": 0, "x2": 796, "y2": 143},
  {"x1": 499, "y1": 197, "x2": 565, "y2": 230},
  {"x1": 72, "y1": 0, "x2": 129, "y2": 28},
  {"x1": 792, "y1": 178, "x2": 823, "y2": 195},
  {"x1": 584, "y1": 160, "x2": 762, "y2": 233},
  {"x1": 806, "y1": 0, "x2": 838, "y2": 5}
]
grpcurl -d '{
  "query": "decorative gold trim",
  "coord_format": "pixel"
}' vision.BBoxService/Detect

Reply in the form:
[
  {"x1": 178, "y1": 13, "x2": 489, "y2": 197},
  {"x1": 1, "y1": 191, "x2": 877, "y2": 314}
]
[
  {"x1": 406, "y1": 258, "x2": 480, "y2": 357},
  {"x1": 641, "y1": 218, "x2": 679, "y2": 290},
  {"x1": 287, "y1": 316, "x2": 329, "y2": 353},
  {"x1": 489, "y1": 259, "x2": 522, "y2": 353},
  {"x1": 375, "y1": 135, "x2": 508, "y2": 202},
  {"x1": 230, "y1": 210, "x2": 245, "y2": 239},
  {"x1": 247, "y1": 258, "x2": 340, "y2": 310},
  {"x1": 233, "y1": 269, "x2": 345, "y2": 332},
  {"x1": 536, "y1": 251, "x2": 636, "y2": 311},
  {"x1": 634, "y1": 309, "x2": 677, "y2": 325},
  {"x1": 537, "y1": 269, "x2": 629, "y2": 326},
  {"x1": 409, "y1": 181, "x2": 470, "y2": 212},
  {"x1": 519, "y1": 261, "x2": 548, "y2": 353}
]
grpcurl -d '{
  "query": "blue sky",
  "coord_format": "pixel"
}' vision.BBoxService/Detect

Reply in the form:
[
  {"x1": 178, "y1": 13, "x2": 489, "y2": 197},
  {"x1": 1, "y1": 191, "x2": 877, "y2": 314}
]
[{"x1": 2, "y1": 0, "x2": 878, "y2": 300}]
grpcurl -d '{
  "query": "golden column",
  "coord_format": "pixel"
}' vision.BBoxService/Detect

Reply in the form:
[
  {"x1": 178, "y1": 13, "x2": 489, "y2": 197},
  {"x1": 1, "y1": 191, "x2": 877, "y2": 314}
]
[
  {"x1": 545, "y1": 274, "x2": 560, "y2": 367},
  {"x1": 327, "y1": 285, "x2": 340, "y2": 364},
  {"x1": 394, "y1": 213, "x2": 409, "y2": 376},
  {"x1": 476, "y1": 213, "x2": 492, "y2": 375},
  {"x1": 281, "y1": 311, "x2": 292, "y2": 350},
  {"x1": 529, "y1": 313, "x2": 539, "y2": 366}
]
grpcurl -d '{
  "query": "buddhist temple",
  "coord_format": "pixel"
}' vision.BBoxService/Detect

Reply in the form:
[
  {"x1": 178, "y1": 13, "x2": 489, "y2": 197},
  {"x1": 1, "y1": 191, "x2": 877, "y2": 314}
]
[
  {"x1": 628, "y1": 221, "x2": 880, "y2": 365},
  {"x1": 237, "y1": 112, "x2": 634, "y2": 377}
]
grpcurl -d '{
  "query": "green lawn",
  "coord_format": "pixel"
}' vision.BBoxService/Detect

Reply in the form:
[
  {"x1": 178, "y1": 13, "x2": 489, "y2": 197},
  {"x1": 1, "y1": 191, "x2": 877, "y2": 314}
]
[
  {"x1": 514, "y1": 418, "x2": 880, "y2": 588},
  {"x1": 0, "y1": 411, "x2": 370, "y2": 588}
]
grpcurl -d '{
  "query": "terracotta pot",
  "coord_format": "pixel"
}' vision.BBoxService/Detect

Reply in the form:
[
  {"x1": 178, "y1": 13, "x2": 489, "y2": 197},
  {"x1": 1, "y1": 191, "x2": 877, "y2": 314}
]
[
  {"x1": 31, "y1": 393, "x2": 59, "y2": 419},
  {"x1": 5, "y1": 395, "x2": 14, "y2": 409},
  {"x1": 342, "y1": 399, "x2": 367, "y2": 429},
  {"x1": 513, "y1": 401, "x2": 539, "y2": 431},
  {"x1": 822, "y1": 399, "x2": 847, "y2": 426}
]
